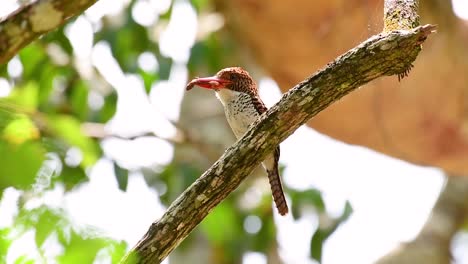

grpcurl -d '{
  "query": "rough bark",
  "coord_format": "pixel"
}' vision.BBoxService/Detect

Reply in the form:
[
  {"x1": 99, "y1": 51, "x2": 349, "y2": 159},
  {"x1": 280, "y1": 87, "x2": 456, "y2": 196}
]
[
  {"x1": 0, "y1": 0, "x2": 98, "y2": 65},
  {"x1": 376, "y1": 175, "x2": 468, "y2": 264},
  {"x1": 383, "y1": 0, "x2": 420, "y2": 32},
  {"x1": 216, "y1": 0, "x2": 468, "y2": 174},
  {"x1": 122, "y1": 23, "x2": 435, "y2": 263}
]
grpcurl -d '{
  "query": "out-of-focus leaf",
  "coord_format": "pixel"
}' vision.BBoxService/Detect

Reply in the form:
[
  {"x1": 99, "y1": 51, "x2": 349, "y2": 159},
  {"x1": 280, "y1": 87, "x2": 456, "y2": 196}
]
[
  {"x1": 59, "y1": 165, "x2": 87, "y2": 191},
  {"x1": 157, "y1": 162, "x2": 202, "y2": 205},
  {"x1": 156, "y1": 54, "x2": 172, "y2": 80},
  {"x1": 251, "y1": 215, "x2": 275, "y2": 253},
  {"x1": 56, "y1": 231, "x2": 111, "y2": 264},
  {"x1": 109, "y1": 240, "x2": 129, "y2": 264},
  {"x1": 42, "y1": 27, "x2": 73, "y2": 55},
  {"x1": 113, "y1": 162, "x2": 128, "y2": 191},
  {"x1": 200, "y1": 202, "x2": 240, "y2": 245},
  {"x1": 302, "y1": 189, "x2": 326, "y2": 212},
  {"x1": 13, "y1": 256, "x2": 35, "y2": 264},
  {"x1": 46, "y1": 115, "x2": 100, "y2": 167},
  {"x1": 0, "y1": 102, "x2": 17, "y2": 131},
  {"x1": 11, "y1": 205, "x2": 127, "y2": 263},
  {"x1": 18, "y1": 42, "x2": 73, "y2": 110},
  {"x1": 310, "y1": 201, "x2": 353, "y2": 263},
  {"x1": 190, "y1": 0, "x2": 209, "y2": 12},
  {"x1": 98, "y1": 92, "x2": 117, "y2": 123},
  {"x1": 310, "y1": 229, "x2": 327, "y2": 264},
  {"x1": 96, "y1": 14, "x2": 152, "y2": 73},
  {"x1": 37, "y1": 64, "x2": 57, "y2": 108},
  {"x1": 159, "y1": 8, "x2": 172, "y2": 20},
  {"x1": 138, "y1": 69, "x2": 158, "y2": 94},
  {"x1": 289, "y1": 188, "x2": 326, "y2": 220},
  {"x1": 70, "y1": 80, "x2": 89, "y2": 120},
  {"x1": 35, "y1": 209, "x2": 62, "y2": 247},
  {"x1": 0, "y1": 141, "x2": 45, "y2": 190},
  {"x1": 3, "y1": 116, "x2": 40, "y2": 144},
  {"x1": 188, "y1": 34, "x2": 229, "y2": 74},
  {"x1": 8, "y1": 82, "x2": 39, "y2": 111},
  {"x1": 19, "y1": 44, "x2": 47, "y2": 79},
  {"x1": 0, "y1": 228, "x2": 12, "y2": 263}
]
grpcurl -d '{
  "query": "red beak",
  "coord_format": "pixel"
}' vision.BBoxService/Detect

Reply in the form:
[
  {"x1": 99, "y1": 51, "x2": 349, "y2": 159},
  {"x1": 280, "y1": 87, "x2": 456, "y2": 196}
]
[{"x1": 186, "y1": 76, "x2": 232, "y2": 91}]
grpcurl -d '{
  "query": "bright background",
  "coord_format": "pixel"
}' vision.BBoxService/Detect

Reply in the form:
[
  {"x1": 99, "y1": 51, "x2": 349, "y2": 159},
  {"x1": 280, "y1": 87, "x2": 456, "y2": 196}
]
[{"x1": 0, "y1": 0, "x2": 467, "y2": 263}]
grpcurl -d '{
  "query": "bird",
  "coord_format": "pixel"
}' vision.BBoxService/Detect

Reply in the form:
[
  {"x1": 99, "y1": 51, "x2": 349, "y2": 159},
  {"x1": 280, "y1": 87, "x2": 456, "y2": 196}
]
[{"x1": 186, "y1": 67, "x2": 288, "y2": 215}]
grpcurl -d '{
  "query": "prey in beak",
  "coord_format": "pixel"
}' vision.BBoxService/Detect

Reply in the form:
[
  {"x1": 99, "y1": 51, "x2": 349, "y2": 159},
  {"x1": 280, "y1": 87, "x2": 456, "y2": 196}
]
[{"x1": 186, "y1": 76, "x2": 232, "y2": 91}]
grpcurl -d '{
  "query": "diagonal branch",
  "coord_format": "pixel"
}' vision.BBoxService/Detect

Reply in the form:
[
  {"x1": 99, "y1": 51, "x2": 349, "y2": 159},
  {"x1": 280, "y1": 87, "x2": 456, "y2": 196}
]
[
  {"x1": 0, "y1": 0, "x2": 98, "y2": 65},
  {"x1": 122, "y1": 24, "x2": 435, "y2": 263}
]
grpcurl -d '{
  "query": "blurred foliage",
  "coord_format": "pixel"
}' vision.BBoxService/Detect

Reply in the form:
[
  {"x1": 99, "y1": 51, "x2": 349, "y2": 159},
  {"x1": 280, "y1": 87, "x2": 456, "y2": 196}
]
[
  {"x1": 310, "y1": 201, "x2": 353, "y2": 263},
  {"x1": 1, "y1": 205, "x2": 127, "y2": 263},
  {"x1": 0, "y1": 0, "x2": 351, "y2": 263}
]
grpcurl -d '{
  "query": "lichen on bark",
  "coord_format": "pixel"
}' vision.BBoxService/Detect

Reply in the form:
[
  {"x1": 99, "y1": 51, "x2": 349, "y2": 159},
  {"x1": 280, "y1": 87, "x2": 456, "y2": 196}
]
[
  {"x1": 0, "y1": 0, "x2": 98, "y2": 65},
  {"x1": 384, "y1": 0, "x2": 420, "y2": 32}
]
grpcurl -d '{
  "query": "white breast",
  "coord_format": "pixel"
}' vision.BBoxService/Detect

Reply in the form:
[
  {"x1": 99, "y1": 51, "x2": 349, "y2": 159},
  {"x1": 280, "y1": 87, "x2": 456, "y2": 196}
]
[{"x1": 215, "y1": 89, "x2": 260, "y2": 139}]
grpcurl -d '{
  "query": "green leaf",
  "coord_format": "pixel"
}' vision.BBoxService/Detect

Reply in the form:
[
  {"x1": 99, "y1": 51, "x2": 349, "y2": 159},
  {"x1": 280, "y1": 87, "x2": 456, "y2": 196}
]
[
  {"x1": 289, "y1": 188, "x2": 326, "y2": 220},
  {"x1": 59, "y1": 165, "x2": 87, "y2": 191},
  {"x1": 3, "y1": 116, "x2": 40, "y2": 144},
  {"x1": 138, "y1": 69, "x2": 158, "y2": 94},
  {"x1": 310, "y1": 228, "x2": 327, "y2": 263},
  {"x1": 302, "y1": 189, "x2": 326, "y2": 212},
  {"x1": 42, "y1": 27, "x2": 73, "y2": 55},
  {"x1": 190, "y1": 0, "x2": 209, "y2": 12},
  {"x1": 0, "y1": 102, "x2": 18, "y2": 131},
  {"x1": 37, "y1": 63, "x2": 58, "y2": 107},
  {"x1": 251, "y1": 216, "x2": 275, "y2": 253},
  {"x1": 19, "y1": 44, "x2": 47, "y2": 79},
  {"x1": 109, "y1": 241, "x2": 129, "y2": 264},
  {"x1": 14, "y1": 255, "x2": 35, "y2": 264},
  {"x1": 113, "y1": 162, "x2": 128, "y2": 191},
  {"x1": 0, "y1": 141, "x2": 45, "y2": 190},
  {"x1": 98, "y1": 15, "x2": 152, "y2": 73},
  {"x1": 98, "y1": 92, "x2": 117, "y2": 123},
  {"x1": 156, "y1": 162, "x2": 203, "y2": 205},
  {"x1": 35, "y1": 209, "x2": 62, "y2": 247},
  {"x1": 47, "y1": 115, "x2": 100, "y2": 167},
  {"x1": 188, "y1": 35, "x2": 227, "y2": 74},
  {"x1": 0, "y1": 228, "x2": 12, "y2": 263},
  {"x1": 70, "y1": 80, "x2": 89, "y2": 121},
  {"x1": 8, "y1": 82, "x2": 39, "y2": 111},
  {"x1": 56, "y1": 231, "x2": 110, "y2": 264},
  {"x1": 310, "y1": 201, "x2": 353, "y2": 263},
  {"x1": 200, "y1": 202, "x2": 240, "y2": 245}
]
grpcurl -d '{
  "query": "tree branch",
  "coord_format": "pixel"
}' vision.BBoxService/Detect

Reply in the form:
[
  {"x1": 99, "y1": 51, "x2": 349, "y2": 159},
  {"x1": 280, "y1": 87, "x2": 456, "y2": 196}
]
[
  {"x1": 376, "y1": 175, "x2": 468, "y2": 264},
  {"x1": 0, "y1": 0, "x2": 98, "y2": 65},
  {"x1": 121, "y1": 23, "x2": 435, "y2": 263},
  {"x1": 384, "y1": 0, "x2": 420, "y2": 32}
]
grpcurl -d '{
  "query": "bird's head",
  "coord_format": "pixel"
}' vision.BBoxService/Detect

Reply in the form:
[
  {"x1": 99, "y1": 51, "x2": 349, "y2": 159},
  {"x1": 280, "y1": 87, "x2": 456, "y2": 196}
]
[{"x1": 186, "y1": 67, "x2": 257, "y2": 96}]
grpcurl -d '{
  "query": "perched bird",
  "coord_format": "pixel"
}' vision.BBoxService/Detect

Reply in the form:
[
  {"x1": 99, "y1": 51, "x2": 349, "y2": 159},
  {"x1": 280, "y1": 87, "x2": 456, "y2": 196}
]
[{"x1": 186, "y1": 67, "x2": 288, "y2": 215}]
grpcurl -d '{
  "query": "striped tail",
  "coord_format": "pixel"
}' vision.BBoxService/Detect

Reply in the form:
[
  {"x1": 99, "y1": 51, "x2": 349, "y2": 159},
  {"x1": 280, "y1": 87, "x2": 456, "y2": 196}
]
[{"x1": 267, "y1": 168, "x2": 289, "y2": 215}]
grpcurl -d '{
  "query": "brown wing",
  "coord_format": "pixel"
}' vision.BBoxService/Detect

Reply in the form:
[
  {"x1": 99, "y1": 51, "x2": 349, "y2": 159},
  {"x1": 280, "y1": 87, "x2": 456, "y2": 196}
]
[
  {"x1": 250, "y1": 95, "x2": 281, "y2": 166},
  {"x1": 250, "y1": 95, "x2": 268, "y2": 115}
]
